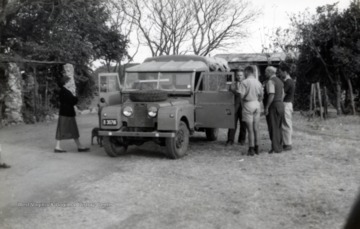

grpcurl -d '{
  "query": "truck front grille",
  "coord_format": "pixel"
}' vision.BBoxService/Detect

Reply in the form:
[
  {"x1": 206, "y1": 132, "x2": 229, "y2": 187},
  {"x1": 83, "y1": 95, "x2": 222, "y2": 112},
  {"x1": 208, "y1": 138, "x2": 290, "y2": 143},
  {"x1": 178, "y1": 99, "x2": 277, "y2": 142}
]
[{"x1": 127, "y1": 104, "x2": 155, "y2": 127}]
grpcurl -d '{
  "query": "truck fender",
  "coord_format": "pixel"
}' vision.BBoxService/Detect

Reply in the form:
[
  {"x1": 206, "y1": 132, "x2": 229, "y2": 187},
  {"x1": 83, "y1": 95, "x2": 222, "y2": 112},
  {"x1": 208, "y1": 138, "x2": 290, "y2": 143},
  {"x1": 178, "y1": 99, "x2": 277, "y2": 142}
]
[
  {"x1": 157, "y1": 105, "x2": 194, "y2": 131},
  {"x1": 100, "y1": 105, "x2": 122, "y2": 130}
]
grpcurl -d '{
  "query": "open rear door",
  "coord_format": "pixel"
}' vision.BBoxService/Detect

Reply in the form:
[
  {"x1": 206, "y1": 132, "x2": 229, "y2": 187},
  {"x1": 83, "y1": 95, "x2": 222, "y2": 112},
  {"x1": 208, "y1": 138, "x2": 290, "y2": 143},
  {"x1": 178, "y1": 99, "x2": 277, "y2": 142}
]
[
  {"x1": 195, "y1": 72, "x2": 235, "y2": 128},
  {"x1": 98, "y1": 73, "x2": 122, "y2": 106}
]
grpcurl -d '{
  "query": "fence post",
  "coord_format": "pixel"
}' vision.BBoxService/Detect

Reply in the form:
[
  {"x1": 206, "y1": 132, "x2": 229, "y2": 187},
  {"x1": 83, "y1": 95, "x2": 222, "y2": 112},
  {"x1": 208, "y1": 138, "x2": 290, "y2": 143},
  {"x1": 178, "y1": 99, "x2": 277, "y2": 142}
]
[
  {"x1": 317, "y1": 82, "x2": 323, "y2": 120},
  {"x1": 324, "y1": 86, "x2": 328, "y2": 118},
  {"x1": 310, "y1": 83, "x2": 314, "y2": 118}
]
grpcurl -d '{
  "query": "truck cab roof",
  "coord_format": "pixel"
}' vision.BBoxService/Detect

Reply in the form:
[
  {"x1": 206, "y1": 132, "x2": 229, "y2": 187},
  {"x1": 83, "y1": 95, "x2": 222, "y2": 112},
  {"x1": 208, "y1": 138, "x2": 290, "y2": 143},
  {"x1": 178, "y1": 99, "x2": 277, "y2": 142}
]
[
  {"x1": 126, "y1": 60, "x2": 208, "y2": 72},
  {"x1": 126, "y1": 55, "x2": 230, "y2": 73}
]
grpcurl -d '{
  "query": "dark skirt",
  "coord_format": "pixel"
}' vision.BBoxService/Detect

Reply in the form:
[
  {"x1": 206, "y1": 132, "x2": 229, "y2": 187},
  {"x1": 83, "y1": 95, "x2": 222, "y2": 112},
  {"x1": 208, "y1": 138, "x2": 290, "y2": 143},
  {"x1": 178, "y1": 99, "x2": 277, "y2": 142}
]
[{"x1": 55, "y1": 116, "x2": 80, "y2": 140}]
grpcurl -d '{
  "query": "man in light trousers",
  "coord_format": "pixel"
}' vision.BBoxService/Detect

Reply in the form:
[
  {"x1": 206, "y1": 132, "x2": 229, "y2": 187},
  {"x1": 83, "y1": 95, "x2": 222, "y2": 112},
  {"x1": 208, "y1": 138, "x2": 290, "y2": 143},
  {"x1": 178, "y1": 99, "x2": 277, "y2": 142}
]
[{"x1": 278, "y1": 63, "x2": 295, "y2": 151}]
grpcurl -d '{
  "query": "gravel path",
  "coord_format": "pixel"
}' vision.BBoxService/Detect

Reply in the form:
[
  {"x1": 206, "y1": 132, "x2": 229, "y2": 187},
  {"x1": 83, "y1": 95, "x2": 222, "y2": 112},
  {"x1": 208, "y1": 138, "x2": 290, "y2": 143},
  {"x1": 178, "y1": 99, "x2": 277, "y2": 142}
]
[{"x1": 0, "y1": 113, "x2": 359, "y2": 229}]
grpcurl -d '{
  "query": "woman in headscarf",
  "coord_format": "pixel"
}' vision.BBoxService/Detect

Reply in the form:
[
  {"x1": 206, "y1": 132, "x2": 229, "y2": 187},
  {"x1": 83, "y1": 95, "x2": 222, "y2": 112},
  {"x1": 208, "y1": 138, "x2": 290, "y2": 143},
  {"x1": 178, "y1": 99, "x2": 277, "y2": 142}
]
[{"x1": 54, "y1": 75, "x2": 89, "y2": 153}]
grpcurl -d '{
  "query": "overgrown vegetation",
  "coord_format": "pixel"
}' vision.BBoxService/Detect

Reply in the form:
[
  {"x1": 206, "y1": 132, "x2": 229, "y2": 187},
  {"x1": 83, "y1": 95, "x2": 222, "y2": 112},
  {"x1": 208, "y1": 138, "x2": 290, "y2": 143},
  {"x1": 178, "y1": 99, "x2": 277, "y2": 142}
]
[
  {"x1": 0, "y1": 0, "x2": 128, "y2": 123},
  {"x1": 270, "y1": 1, "x2": 360, "y2": 114}
]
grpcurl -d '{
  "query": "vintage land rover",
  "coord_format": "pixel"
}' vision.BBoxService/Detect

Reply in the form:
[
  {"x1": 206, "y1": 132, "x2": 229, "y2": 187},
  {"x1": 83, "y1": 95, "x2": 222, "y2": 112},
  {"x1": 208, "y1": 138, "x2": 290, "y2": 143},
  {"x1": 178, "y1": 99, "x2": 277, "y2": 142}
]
[{"x1": 98, "y1": 55, "x2": 235, "y2": 159}]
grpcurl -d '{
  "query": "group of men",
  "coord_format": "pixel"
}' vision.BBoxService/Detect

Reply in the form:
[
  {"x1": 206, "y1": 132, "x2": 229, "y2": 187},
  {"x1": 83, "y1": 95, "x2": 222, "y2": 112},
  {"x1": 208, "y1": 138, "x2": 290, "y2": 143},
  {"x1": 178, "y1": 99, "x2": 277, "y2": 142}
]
[{"x1": 226, "y1": 64, "x2": 295, "y2": 156}]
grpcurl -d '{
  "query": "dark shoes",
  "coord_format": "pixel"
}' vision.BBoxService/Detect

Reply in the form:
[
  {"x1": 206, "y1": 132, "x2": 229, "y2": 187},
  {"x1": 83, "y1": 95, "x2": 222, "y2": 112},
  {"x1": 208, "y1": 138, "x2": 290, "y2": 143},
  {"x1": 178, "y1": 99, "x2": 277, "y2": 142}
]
[
  {"x1": 247, "y1": 147, "x2": 255, "y2": 156},
  {"x1": 54, "y1": 148, "x2": 90, "y2": 153},
  {"x1": 0, "y1": 163, "x2": 11, "y2": 169},
  {"x1": 78, "y1": 147, "x2": 90, "y2": 152},
  {"x1": 283, "y1": 145, "x2": 292, "y2": 151},
  {"x1": 226, "y1": 141, "x2": 234, "y2": 146},
  {"x1": 254, "y1": 145, "x2": 259, "y2": 155},
  {"x1": 268, "y1": 145, "x2": 291, "y2": 154},
  {"x1": 268, "y1": 149, "x2": 282, "y2": 154},
  {"x1": 54, "y1": 149, "x2": 67, "y2": 153},
  {"x1": 247, "y1": 146, "x2": 260, "y2": 156},
  {"x1": 238, "y1": 140, "x2": 246, "y2": 145}
]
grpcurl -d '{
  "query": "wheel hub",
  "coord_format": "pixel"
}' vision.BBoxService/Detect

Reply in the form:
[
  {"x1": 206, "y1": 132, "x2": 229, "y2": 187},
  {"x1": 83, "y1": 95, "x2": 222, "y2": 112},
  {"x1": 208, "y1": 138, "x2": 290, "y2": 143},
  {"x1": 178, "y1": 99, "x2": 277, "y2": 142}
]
[{"x1": 175, "y1": 130, "x2": 184, "y2": 149}]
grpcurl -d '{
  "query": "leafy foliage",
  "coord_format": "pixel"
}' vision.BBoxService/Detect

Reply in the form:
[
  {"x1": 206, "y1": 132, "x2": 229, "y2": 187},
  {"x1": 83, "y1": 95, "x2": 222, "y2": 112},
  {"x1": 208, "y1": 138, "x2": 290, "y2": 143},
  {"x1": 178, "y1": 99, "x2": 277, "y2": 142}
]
[
  {"x1": 272, "y1": 1, "x2": 360, "y2": 113},
  {"x1": 2, "y1": 0, "x2": 128, "y2": 65},
  {"x1": 0, "y1": 0, "x2": 129, "y2": 123}
]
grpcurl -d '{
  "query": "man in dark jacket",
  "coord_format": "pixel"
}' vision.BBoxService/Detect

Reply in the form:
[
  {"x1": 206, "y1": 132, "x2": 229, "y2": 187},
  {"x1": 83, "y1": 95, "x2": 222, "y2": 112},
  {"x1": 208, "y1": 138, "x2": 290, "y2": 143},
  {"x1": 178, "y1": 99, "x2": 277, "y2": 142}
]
[
  {"x1": 278, "y1": 63, "x2": 295, "y2": 151},
  {"x1": 226, "y1": 69, "x2": 247, "y2": 146},
  {"x1": 264, "y1": 66, "x2": 284, "y2": 153}
]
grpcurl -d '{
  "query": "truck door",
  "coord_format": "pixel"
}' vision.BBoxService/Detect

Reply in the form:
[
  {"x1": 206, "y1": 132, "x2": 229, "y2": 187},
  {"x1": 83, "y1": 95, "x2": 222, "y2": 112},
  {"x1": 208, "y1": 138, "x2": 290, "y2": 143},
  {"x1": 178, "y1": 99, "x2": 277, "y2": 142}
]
[
  {"x1": 98, "y1": 73, "x2": 122, "y2": 106},
  {"x1": 194, "y1": 72, "x2": 235, "y2": 128}
]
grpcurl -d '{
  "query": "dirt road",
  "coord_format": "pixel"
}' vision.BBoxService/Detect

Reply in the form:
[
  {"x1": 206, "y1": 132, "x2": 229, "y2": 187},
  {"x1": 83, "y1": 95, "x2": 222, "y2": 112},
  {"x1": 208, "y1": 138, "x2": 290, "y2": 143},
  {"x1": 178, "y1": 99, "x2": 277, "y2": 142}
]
[{"x1": 0, "y1": 113, "x2": 359, "y2": 229}]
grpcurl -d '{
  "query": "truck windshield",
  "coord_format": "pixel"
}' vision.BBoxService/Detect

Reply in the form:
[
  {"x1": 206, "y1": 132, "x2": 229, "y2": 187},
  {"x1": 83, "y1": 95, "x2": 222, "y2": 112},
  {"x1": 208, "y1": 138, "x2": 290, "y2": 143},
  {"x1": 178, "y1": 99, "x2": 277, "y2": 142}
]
[{"x1": 124, "y1": 72, "x2": 193, "y2": 91}]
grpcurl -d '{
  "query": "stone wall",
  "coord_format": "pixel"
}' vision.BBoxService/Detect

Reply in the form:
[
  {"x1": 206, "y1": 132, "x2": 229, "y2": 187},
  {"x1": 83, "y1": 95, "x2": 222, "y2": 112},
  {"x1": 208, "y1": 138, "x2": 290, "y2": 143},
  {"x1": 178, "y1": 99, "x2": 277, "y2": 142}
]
[
  {"x1": 21, "y1": 72, "x2": 36, "y2": 123},
  {"x1": 3, "y1": 63, "x2": 23, "y2": 124},
  {"x1": 0, "y1": 62, "x2": 94, "y2": 127},
  {"x1": 0, "y1": 66, "x2": 6, "y2": 124}
]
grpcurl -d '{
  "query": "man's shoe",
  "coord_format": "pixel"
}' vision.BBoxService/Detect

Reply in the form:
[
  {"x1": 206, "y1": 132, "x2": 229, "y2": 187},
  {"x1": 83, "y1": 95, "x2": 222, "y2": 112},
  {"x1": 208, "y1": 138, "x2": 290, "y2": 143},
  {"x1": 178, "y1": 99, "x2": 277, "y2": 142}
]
[
  {"x1": 283, "y1": 145, "x2": 292, "y2": 151},
  {"x1": 247, "y1": 147, "x2": 255, "y2": 156},
  {"x1": 0, "y1": 163, "x2": 11, "y2": 169},
  {"x1": 268, "y1": 149, "x2": 274, "y2": 154},
  {"x1": 226, "y1": 141, "x2": 234, "y2": 146},
  {"x1": 238, "y1": 140, "x2": 246, "y2": 145},
  {"x1": 54, "y1": 149, "x2": 67, "y2": 153},
  {"x1": 254, "y1": 145, "x2": 259, "y2": 155},
  {"x1": 78, "y1": 147, "x2": 90, "y2": 152}
]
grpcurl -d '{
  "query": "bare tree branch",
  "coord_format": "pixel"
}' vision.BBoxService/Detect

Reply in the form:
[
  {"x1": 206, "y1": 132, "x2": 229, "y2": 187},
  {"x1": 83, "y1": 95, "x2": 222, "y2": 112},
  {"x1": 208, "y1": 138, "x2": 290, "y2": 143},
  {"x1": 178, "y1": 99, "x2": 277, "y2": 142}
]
[{"x1": 111, "y1": 0, "x2": 257, "y2": 58}]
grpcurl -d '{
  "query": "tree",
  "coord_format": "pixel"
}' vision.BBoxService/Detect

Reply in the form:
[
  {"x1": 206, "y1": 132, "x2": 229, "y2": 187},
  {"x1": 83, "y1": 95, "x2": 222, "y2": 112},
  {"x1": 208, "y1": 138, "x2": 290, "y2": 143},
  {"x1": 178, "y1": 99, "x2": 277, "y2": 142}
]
[
  {"x1": 273, "y1": 1, "x2": 360, "y2": 114},
  {"x1": 119, "y1": 0, "x2": 257, "y2": 57},
  {"x1": 190, "y1": 0, "x2": 256, "y2": 56},
  {"x1": 1, "y1": 0, "x2": 128, "y2": 65},
  {"x1": 119, "y1": 0, "x2": 192, "y2": 56},
  {"x1": 104, "y1": 0, "x2": 141, "y2": 72},
  {"x1": 0, "y1": 0, "x2": 129, "y2": 122}
]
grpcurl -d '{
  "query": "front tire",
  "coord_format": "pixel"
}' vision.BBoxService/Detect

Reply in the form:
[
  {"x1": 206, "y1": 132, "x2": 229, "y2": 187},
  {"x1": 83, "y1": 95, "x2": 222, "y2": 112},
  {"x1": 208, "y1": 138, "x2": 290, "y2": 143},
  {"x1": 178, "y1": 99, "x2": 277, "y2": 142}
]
[
  {"x1": 103, "y1": 136, "x2": 127, "y2": 157},
  {"x1": 205, "y1": 128, "x2": 218, "y2": 141},
  {"x1": 165, "y1": 121, "x2": 189, "y2": 159}
]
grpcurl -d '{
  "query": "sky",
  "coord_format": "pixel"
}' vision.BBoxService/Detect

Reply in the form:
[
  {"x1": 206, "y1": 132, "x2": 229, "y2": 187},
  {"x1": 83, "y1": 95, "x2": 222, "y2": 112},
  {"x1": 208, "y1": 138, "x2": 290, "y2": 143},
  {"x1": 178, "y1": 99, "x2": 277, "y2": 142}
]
[{"x1": 125, "y1": 0, "x2": 352, "y2": 63}]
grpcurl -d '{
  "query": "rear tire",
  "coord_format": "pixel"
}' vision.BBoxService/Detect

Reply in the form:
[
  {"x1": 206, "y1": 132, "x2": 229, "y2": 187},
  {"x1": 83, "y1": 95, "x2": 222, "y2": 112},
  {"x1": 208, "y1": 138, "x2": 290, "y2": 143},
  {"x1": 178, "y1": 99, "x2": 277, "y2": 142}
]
[
  {"x1": 205, "y1": 128, "x2": 218, "y2": 141},
  {"x1": 165, "y1": 121, "x2": 189, "y2": 159},
  {"x1": 103, "y1": 136, "x2": 127, "y2": 157}
]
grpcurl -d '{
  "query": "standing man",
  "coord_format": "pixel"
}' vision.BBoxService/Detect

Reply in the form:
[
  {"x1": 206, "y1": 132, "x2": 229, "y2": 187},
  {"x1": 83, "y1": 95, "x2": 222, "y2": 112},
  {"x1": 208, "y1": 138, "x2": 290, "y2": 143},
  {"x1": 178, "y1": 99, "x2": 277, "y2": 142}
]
[
  {"x1": 264, "y1": 66, "x2": 284, "y2": 153},
  {"x1": 239, "y1": 66, "x2": 263, "y2": 156},
  {"x1": 278, "y1": 63, "x2": 295, "y2": 151},
  {"x1": 226, "y1": 69, "x2": 247, "y2": 146}
]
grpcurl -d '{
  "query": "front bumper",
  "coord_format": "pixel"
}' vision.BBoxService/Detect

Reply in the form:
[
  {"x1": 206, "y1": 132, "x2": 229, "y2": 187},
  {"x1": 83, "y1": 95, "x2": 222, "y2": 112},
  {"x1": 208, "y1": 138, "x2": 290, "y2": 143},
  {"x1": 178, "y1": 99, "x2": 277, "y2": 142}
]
[{"x1": 99, "y1": 130, "x2": 175, "y2": 138}]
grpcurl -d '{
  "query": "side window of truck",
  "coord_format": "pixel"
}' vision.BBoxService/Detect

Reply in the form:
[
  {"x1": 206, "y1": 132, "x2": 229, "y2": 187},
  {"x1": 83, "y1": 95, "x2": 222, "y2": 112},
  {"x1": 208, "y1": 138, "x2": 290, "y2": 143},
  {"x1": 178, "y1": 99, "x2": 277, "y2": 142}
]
[
  {"x1": 208, "y1": 75, "x2": 229, "y2": 91},
  {"x1": 194, "y1": 72, "x2": 203, "y2": 91},
  {"x1": 99, "y1": 74, "x2": 121, "y2": 93},
  {"x1": 205, "y1": 74, "x2": 231, "y2": 91},
  {"x1": 195, "y1": 72, "x2": 233, "y2": 92}
]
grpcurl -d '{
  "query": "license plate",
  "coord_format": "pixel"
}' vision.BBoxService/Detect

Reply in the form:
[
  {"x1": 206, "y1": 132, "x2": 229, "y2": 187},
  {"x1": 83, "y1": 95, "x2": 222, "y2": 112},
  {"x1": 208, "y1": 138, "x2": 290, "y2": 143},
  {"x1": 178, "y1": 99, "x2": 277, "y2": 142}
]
[{"x1": 102, "y1": 119, "x2": 117, "y2": 126}]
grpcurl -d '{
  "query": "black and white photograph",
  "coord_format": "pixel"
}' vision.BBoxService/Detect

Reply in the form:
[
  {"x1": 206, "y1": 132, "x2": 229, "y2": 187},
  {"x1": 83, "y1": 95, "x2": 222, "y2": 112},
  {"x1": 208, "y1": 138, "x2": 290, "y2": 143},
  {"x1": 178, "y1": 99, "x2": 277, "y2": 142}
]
[{"x1": 0, "y1": 0, "x2": 359, "y2": 228}]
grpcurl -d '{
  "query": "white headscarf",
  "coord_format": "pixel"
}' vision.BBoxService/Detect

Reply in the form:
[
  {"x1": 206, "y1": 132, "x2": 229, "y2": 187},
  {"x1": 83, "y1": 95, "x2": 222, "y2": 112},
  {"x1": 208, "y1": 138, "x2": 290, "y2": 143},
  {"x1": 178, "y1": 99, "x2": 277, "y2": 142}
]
[{"x1": 63, "y1": 64, "x2": 76, "y2": 96}]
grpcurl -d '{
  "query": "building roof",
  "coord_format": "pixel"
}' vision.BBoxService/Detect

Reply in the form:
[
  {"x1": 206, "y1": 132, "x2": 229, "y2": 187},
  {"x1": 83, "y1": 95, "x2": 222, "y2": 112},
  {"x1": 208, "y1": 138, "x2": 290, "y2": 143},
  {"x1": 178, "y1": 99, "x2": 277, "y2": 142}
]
[{"x1": 214, "y1": 53, "x2": 286, "y2": 65}]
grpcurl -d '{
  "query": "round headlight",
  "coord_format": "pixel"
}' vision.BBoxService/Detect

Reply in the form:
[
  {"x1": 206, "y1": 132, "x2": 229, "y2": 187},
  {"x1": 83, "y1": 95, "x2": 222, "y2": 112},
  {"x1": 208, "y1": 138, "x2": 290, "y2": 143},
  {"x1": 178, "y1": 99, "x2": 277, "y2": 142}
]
[
  {"x1": 148, "y1": 106, "x2": 158, "y2": 117},
  {"x1": 123, "y1": 106, "x2": 133, "y2": 117}
]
